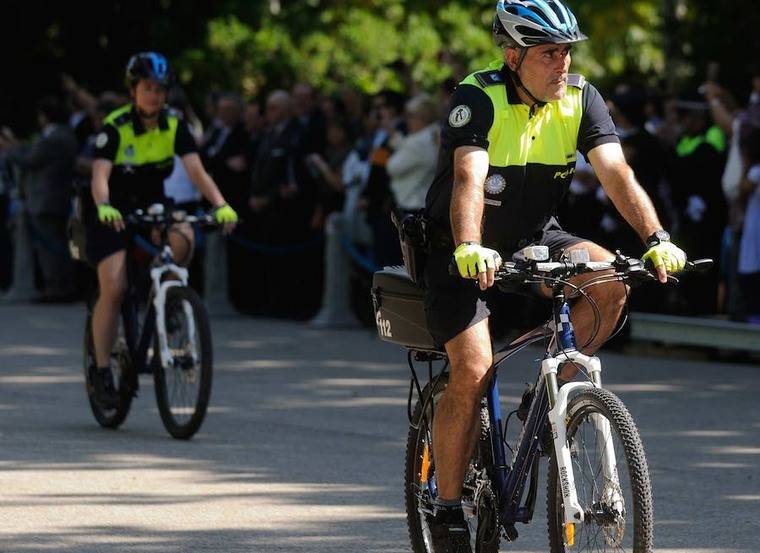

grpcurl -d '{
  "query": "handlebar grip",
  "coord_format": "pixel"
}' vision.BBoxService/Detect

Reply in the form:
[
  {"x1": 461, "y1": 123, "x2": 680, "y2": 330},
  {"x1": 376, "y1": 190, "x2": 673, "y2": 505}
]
[
  {"x1": 686, "y1": 259, "x2": 713, "y2": 273},
  {"x1": 643, "y1": 257, "x2": 714, "y2": 274},
  {"x1": 448, "y1": 258, "x2": 459, "y2": 277}
]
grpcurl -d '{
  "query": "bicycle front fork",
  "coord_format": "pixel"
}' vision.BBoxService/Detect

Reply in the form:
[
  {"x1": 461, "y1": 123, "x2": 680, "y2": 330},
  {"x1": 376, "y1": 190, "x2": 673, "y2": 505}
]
[{"x1": 542, "y1": 350, "x2": 620, "y2": 545}]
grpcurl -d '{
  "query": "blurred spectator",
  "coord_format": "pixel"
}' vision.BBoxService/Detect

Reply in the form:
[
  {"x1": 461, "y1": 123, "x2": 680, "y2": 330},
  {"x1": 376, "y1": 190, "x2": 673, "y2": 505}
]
[
  {"x1": 0, "y1": 96, "x2": 78, "y2": 301},
  {"x1": 605, "y1": 85, "x2": 670, "y2": 256},
  {"x1": 305, "y1": 116, "x2": 354, "y2": 228},
  {"x1": 386, "y1": 93, "x2": 440, "y2": 211},
  {"x1": 362, "y1": 89, "x2": 407, "y2": 267},
  {"x1": 248, "y1": 90, "x2": 320, "y2": 317},
  {"x1": 667, "y1": 93, "x2": 727, "y2": 314},
  {"x1": 338, "y1": 87, "x2": 367, "y2": 139},
  {"x1": 165, "y1": 87, "x2": 203, "y2": 211},
  {"x1": 706, "y1": 76, "x2": 758, "y2": 318},
  {"x1": 0, "y1": 152, "x2": 13, "y2": 290},
  {"x1": 244, "y1": 99, "x2": 266, "y2": 166},
  {"x1": 310, "y1": 106, "x2": 379, "y2": 329},
  {"x1": 737, "y1": 126, "x2": 760, "y2": 322},
  {"x1": 292, "y1": 83, "x2": 327, "y2": 155},
  {"x1": 61, "y1": 73, "x2": 96, "y2": 151},
  {"x1": 200, "y1": 92, "x2": 249, "y2": 215}
]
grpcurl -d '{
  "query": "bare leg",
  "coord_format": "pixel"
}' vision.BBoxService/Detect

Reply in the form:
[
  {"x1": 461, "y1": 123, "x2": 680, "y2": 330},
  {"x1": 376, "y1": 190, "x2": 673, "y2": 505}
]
[
  {"x1": 92, "y1": 251, "x2": 127, "y2": 367},
  {"x1": 168, "y1": 223, "x2": 195, "y2": 267},
  {"x1": 433, "y1": 318, "x2": 493, "y2": 500}
]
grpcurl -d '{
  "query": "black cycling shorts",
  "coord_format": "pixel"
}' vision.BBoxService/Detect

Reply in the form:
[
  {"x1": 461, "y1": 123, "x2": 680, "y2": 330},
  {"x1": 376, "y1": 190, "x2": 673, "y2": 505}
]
[{"x1": 423, "y1": 220, "x2": 587, "y2": 348}]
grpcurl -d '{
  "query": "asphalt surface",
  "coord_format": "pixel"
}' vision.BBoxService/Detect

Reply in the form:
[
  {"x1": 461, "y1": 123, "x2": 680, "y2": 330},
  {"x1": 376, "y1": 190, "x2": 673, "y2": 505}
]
[{"x1": 0, "y1": 303, "x2": 758, "y2": 552}]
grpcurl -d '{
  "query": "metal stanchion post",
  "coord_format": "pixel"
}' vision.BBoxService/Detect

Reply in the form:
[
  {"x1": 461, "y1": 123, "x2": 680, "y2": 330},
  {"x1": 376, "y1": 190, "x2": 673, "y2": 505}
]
[
  {"x1": 203, "y1": 230, "x2": 236, "y2": 317},
  {"x1": 2, "y1": 200, "x2": 39, "y2": 303}
]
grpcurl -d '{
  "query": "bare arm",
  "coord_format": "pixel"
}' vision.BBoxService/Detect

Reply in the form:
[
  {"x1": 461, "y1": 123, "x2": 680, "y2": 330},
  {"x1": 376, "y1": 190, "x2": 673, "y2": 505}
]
[
  {"x1": 91, "y1": 159, "x2": 113, "y2": 205},
  {"x1": 587, "y1": 142, "x2": 663, "y2": 242},
  {"x1": 450, "y1": 146, "x2": 490, "y2": 246},
  {"x1": 180, "y1": 152, "x2": 226, "y2": 208}
]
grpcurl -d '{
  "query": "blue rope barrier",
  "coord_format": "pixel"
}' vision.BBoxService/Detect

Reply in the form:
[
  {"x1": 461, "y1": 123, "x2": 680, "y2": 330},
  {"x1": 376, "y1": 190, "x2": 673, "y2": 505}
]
[
  {"x1": 26, "y1": 217, "x2": 71, "y2": 256},
  {"x1": 339, "y1": 235, "x2": 379, "y2": 273},
  {"x1": 226, "y1": 232, "x2": 323, "y2": 256}
]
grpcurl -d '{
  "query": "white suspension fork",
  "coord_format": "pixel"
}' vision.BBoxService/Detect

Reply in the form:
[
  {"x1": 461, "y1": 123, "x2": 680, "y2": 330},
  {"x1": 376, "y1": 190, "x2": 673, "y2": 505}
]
[
  {"x1": 151, "y1": 254, "x2": 190, "y2": 370},
  {"x1": 543, "y1": 351, "x2": 621, "y2": 528}
]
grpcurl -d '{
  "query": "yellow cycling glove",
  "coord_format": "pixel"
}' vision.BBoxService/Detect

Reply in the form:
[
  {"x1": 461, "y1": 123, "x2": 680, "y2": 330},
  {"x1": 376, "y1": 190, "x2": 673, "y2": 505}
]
[
  {"x1": 642, "y1": 241, "x2": 687, "y2": 273},
  {"x1": 453, "y1": 242, "x2": 502, "y2": 279},
  {"x1": 213, "y1": 203, "x2": 239, "y2": 224},
  {"x1": 97, "y1": 203, "x2": 123, "y2": 225}
]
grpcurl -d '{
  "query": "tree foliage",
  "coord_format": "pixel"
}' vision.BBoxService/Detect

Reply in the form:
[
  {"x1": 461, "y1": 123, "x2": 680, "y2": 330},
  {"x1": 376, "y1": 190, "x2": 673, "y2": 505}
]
[{"x1": 2, "y1": 0, "x2": 759, "y2": 132}]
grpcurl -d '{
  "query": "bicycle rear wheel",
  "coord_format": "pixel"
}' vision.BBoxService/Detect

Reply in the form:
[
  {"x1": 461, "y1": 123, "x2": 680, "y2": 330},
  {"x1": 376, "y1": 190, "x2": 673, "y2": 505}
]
[
  {"x1": 404, "y1": 374, "x2": 500, "y2": 553},
  {"x1": 547, "y1": 387, "x2": 653, "y2": 552},
  {"x1": 83, "y1": 295, "x2": 134, "y2": 428},
  {"x1": 153, "y1": 286, "x2": 212, "y2": 439}
]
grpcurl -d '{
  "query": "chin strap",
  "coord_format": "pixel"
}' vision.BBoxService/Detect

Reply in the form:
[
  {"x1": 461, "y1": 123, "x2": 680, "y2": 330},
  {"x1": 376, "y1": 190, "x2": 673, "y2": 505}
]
[
  {"x1": 136, "y1": 107, "x2": 159, "y2": 120},
  {"x1": 509, "y1": 47, "x2": 546, "y2": 117}
]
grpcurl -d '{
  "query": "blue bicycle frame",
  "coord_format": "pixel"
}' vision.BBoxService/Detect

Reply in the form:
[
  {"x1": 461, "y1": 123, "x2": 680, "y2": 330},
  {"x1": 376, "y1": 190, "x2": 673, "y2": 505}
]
[{"x1": 412, "y1": 291, "x2": 579, "y2": 535}]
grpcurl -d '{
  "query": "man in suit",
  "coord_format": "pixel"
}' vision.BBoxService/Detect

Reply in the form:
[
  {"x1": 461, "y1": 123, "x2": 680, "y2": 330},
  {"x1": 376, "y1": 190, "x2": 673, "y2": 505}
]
[
  {"x1": 249, "y1": 90, "x2": 321, "y2": 316},
  {"x1": 200, "y1": 92, "x2": 250, "y2": 215},
  {"x1": 0, "y1": 96, "x2": 78, "y2": 300}
]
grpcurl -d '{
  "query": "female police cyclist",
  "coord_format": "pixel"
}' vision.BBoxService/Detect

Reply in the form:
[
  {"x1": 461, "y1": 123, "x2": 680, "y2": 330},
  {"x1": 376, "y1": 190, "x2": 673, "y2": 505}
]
[{"x1": 88, "y1": 52, "x2": 238, "y2": 407}]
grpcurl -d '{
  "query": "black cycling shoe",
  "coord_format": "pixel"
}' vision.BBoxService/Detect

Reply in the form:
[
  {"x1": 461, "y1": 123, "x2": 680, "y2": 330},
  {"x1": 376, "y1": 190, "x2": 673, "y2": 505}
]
[
  {"x1": 425, "y1": 505, "x2": 472, "y2": 553},
  {"x1": 93, "y1": 367, "x2": 119, "y2": 409}
]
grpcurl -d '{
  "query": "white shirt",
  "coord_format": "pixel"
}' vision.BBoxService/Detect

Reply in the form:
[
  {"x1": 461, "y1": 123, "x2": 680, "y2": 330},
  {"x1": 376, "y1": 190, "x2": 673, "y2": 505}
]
[{"x1": 386, "y1": 124, "x2": 439, "y2": 211}]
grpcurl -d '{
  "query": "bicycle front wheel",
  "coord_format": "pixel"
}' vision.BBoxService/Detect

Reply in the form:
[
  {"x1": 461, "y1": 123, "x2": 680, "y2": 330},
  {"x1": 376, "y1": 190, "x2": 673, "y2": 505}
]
[
  {"x1": 153, "y1": 286, "x2": 213, "y2": 440},
  {"x1": 547, "y1": 387, "x2": 653, "y2": 553}
]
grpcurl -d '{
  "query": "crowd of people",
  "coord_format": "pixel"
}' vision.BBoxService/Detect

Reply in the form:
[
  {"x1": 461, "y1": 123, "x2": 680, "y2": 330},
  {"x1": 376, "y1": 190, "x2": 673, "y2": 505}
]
[{"x1": 1, "y1": 62, "x2": 759, "y2": 333}]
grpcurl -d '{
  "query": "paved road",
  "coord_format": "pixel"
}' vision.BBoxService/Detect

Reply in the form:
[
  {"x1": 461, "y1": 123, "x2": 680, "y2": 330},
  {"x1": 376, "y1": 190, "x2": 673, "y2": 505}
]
[{"x1": 0, "y1": 303, "x2": 758, "y2": 552}]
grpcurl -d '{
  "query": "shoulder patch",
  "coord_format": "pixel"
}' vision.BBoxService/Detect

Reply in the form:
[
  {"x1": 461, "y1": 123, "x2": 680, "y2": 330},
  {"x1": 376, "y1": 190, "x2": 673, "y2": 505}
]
[
  {"x1": 474, "y1": 70, "x2": 505, "y2": 88},
  {"x1": 95, "y1": 132, "x2": 109, "y2": 149},
  {"x1": 112, "y1": 112, "x2": 131, "y2": 127},
  {"x1": 448, "y1": 105, "x2": 472, "y2": 128},
  {"x1": 567, "y1": 74, "x2": 587, "y2": 89}
]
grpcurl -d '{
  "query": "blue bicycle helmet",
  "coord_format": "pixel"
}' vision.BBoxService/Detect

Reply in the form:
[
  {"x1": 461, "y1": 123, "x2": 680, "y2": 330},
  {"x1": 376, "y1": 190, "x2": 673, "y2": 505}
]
[
  {"x1": 125, "y1": 52, "x2": 173, "y2": 88},
  {"x1": 493, "y1": 0, "x2": 587, "y2": 48}
]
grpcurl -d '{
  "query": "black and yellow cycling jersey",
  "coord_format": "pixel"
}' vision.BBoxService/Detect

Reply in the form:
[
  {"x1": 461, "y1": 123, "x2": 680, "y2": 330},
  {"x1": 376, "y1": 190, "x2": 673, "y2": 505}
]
[
  {"x1": 93, "y1": 104, "x2": 197, "y2": 209},
  {"x1": 425, "y1": 60, "x2": 619, "y2": 254}
]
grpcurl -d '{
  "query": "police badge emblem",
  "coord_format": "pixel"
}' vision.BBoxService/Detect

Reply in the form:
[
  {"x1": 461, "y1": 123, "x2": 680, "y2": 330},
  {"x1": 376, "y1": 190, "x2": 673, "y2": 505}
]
[{"x1": 484, "y1": 174, "x2": 507, "y2": 195}]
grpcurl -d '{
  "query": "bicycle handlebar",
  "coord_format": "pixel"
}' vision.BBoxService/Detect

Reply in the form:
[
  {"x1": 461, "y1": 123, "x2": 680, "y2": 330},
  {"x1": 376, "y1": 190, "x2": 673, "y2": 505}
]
[
  {"x1": 124, "y1": 208, "x2": 217, "y2": 228},
  {"x1": 448, "y1": 252, "x2": 713, "y2": 288}
]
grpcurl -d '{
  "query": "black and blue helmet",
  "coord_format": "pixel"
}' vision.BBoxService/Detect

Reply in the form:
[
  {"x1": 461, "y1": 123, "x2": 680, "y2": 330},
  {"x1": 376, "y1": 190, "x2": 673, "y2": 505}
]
[
  {"x1": 493, "y1": 0, "x2": 587, "y2": 48},
  {"x1": 125, "y1": 51, "x2": 173, "y2": 88}
]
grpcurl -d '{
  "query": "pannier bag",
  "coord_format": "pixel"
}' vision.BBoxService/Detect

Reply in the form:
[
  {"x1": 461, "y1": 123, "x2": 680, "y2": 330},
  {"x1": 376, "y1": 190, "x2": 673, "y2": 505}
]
[{"x1": 371, "y1": 266, "x2": 440, "y2": 351}]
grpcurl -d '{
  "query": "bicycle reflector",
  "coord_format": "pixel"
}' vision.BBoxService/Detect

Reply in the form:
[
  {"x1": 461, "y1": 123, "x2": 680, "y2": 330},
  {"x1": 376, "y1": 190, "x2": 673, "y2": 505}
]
[
  {"x1": 421, "y1": 445, "x2": 431, "y2": 484},
  {"x1": 565, "y1": 522, "x2": 575, "y2": 546}
]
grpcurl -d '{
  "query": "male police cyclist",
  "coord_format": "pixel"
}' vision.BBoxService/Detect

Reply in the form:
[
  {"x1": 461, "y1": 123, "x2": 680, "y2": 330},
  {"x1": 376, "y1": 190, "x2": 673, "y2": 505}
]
[
  {"x1": 422, "y1": 2, "x2": 686, "y2": 551},
  {"x1": 88, "y1": 52, "x2": 238, "y2": 408}
]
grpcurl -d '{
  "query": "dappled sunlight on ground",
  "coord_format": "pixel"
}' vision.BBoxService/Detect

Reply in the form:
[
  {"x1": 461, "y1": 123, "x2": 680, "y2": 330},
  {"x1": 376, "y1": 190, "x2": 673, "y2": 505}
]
[{"x1": 1, "y1": 304, "x2": 758, "y2": 551}]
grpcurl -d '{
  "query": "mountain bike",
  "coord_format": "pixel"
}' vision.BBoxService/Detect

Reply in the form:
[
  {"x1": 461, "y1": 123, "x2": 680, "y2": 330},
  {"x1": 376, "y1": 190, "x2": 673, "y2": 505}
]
[
  {"x1": 372, "y1": 247, "x2": 711, "y2": 552},
  {"x1": 83, "y1": 205, "x2": 214, "y2": 439}
]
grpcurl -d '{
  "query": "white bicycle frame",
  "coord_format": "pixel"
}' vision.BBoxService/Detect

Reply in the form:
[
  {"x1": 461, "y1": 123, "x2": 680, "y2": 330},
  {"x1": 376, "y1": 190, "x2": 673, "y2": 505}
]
[
  {"x1": 151, "y1": 245, "x2": 198, "y2": 370},
  {"x1": 543, "y1": 349, "x2": 622, "y2": 529}
]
